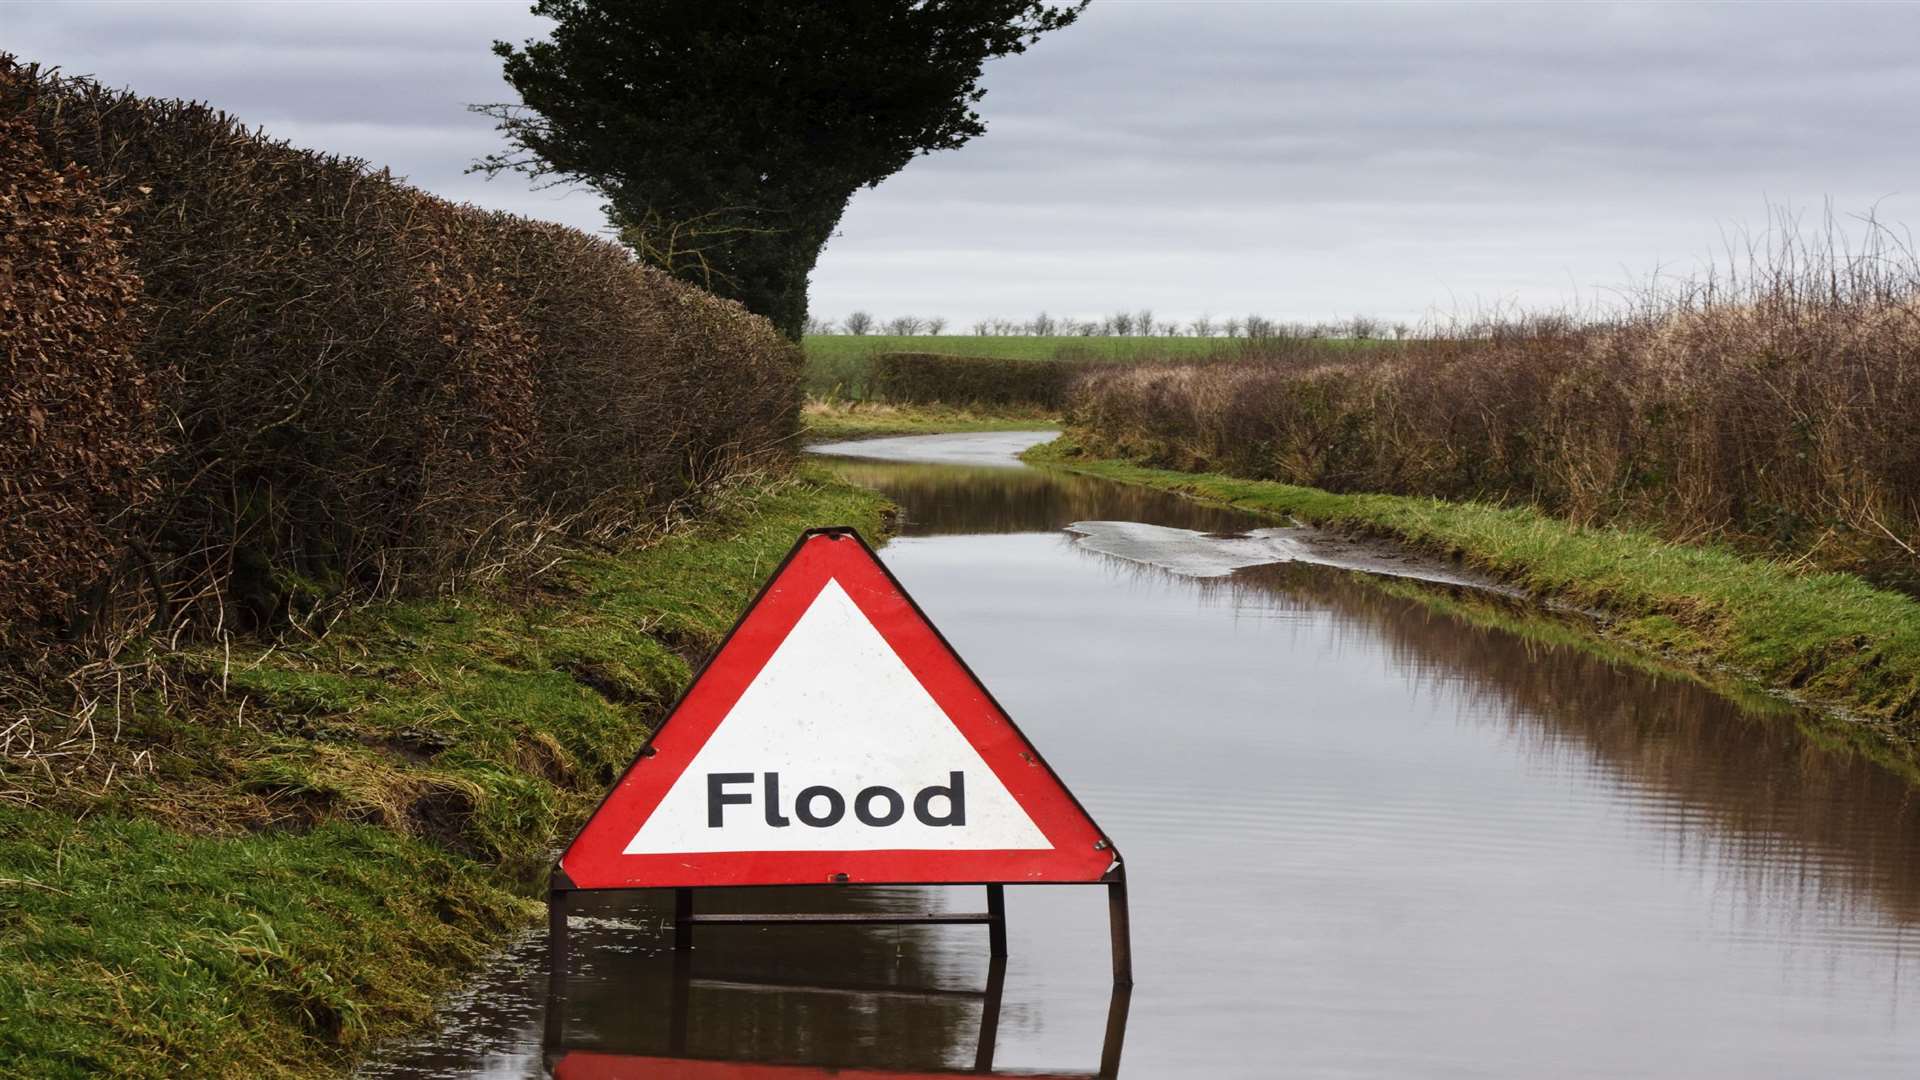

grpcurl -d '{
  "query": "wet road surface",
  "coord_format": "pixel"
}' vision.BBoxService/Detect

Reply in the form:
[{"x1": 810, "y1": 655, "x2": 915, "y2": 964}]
[{"x1": 362, "y1": 432, "x2": 1920, "y2": 1078}]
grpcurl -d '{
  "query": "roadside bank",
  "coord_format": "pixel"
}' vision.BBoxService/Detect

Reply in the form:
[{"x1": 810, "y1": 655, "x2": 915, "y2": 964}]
[
  {"x1": 0, "y1": 471, "x2": 891, "y2": 1080},
  {"x1": 1026, "y1": 437, "x2": 1920, "y2": 747}
]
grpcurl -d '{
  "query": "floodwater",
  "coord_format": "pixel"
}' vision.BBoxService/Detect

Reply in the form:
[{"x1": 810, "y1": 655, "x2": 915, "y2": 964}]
[{"x1": 363, "y1": 432, "x2": 1920, "y2": 1078}]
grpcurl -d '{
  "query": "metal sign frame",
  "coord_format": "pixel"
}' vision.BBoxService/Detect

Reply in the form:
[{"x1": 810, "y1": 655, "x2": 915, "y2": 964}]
[{"x1": 547, "y1": 527, "x2": 1132, "y2": 988}]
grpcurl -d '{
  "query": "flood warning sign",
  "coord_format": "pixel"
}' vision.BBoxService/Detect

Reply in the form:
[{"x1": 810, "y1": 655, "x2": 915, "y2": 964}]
[{"x1": 559, "y1": 529, "x2": 1114, "y2": 889}]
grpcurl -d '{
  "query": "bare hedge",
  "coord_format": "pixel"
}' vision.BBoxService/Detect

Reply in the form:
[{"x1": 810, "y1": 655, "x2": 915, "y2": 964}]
[
  {"x1": 3, "y1": 60, "x2": 800, "y2": 649},
  {"x1": 0, "y1": 61, "x2": 168, "y2": 651},
  {"x1": 1069, "y1": 305, "x2": 1920, "y2": 583}
]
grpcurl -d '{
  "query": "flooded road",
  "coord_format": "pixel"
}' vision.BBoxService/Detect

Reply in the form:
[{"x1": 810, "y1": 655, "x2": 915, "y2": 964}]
[{"x1": 364, "y1": 432, "x2": 1920, "y2": 1078}]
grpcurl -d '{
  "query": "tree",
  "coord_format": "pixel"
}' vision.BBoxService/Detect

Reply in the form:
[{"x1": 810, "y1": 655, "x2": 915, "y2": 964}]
[
  {"x1": 477, "y1": 1, "x2": 1086, "y2": 340},
  {"x1": 884, "y1": 315, "x2": 925, "y2": 336},
  {"x1": 1190, "y1": 315, "x2": 1215, "y2": 338},
  {"x1": 926, "y1": 316, "x2": 948, "y2": 335},
  {"x1": 844, "y1": 311, "x2": 874, "y2": 336}
]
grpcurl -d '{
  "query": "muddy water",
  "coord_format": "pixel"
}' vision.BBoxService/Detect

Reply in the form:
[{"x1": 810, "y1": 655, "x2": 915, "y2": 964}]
[{"x1": 363, "y1": 432, "x2": 1920, "y2": 1078}]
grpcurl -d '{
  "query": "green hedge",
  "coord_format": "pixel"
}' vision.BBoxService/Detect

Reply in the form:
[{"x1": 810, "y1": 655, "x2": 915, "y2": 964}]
[{"x1": 869, "y1": 352, "x2": 1088, "y2": 408}]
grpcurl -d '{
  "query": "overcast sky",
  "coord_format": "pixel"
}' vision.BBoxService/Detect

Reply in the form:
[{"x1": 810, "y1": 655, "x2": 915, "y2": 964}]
[{"x1": 8, "y1": 1, "x2": 1918, "y2": 326}]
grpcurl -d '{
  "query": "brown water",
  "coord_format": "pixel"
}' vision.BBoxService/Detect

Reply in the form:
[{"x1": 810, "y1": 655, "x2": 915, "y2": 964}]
[{"x1": 362, "y1": 432, "x2": 1920, "y2": 1078}]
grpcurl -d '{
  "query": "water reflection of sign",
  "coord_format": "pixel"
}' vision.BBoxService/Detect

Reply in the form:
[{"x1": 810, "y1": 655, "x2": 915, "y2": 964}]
[
  {"x1": 545, "y1": 961, "x2": 1132, "y2": 1078},
  {"x1": 552, "y1": 1057, "x2": 1102, "y2": 1079},
  {"x1": 561, "y1": 528, "x2": 1115, "y2": 889}
]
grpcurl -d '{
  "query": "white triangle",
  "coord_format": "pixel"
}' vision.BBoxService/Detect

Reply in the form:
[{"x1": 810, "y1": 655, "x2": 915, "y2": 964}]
[{"x1": 624, "y1": 580, "x2": 1053, "y2": 854}]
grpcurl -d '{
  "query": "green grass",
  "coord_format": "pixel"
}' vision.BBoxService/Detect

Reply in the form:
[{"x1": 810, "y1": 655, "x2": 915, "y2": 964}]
[
  {"x1": 801, "y1": 399, "x2": 1058, "y2": 441},
  {"x1": 1027, "y1": 436, "x2": 1920, "y2": 745},
  {"x1": 0, "y1": 469, "x2": 892, "y2": 1079}
]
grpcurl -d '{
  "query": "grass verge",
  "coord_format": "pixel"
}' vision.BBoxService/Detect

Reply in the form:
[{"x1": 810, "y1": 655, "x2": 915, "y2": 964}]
[
  {"x1": 801, "y1": 399, "x2": 1058, "y2": 441},
  {"x1": 1026, "y1": 436, "x2": 1920, "y2": 746},
  {"x1": 0, "y1": 469, "x2": 892, "y2": 1079}
]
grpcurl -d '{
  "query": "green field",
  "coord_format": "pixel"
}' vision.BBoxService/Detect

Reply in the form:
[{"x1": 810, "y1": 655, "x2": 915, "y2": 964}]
[{"x1": 804, "y1": 334, "x2": 1232, "y2": 399}]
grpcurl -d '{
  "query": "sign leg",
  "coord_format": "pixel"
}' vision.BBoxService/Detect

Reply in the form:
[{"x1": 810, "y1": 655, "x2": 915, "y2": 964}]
[
  {"x1": 1098, "y1": 981, "x2": 1133, "y2": 1077},
  {"x1": 973, "y1": 955, "x2": 1007, "y2": 1072},
  {"x1": 667, "y1": 948, "x2": 693, "y2": 1055},
  {"x1": 986, "y1": 883, "x2": 1008, "y2": 959},
  {"x1": 673, "y1": 887, "x2": 695, "y2": 951},
  {"x1": 545, "y1": 887, "x2": 570, "y2": 1047},
  {"x1": 1107, "y1": 876, "x2": 1133, "y2": 987}
]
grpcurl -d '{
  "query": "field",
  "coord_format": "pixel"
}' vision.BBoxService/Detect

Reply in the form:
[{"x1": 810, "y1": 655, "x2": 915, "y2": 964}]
[
  {"x1": 806, "y1": 334, "x2": 1257, "y2": 398},
  {"x1": 804, "y1": 333, "x2": 1384, "y2": 400}
]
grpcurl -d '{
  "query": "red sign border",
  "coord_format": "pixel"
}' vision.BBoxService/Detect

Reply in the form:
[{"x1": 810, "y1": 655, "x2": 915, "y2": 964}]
[{"x1": 556, "y1": 527, "x2": 1120, "y2": 890}]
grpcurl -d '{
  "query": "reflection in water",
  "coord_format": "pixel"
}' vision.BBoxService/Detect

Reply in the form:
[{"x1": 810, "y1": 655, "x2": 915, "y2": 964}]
[
  {"x1": 545, "y1": 948, "x2": 1131, "y2": 1078},
  {"x1": 825, "y1": 459, "x2": 1254, "y2": 537},
  {"x1": 1221, "y1": 561, "x2": 1920, "y2": 938},
  {"x1": 365, "y1": 433, "x2": 1920, "y2": 1078}
]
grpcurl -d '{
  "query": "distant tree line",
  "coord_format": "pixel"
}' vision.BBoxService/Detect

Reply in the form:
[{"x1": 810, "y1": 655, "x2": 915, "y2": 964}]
[{"x1": 808, "y1": 311, "x2": 1413, "y2": 340}]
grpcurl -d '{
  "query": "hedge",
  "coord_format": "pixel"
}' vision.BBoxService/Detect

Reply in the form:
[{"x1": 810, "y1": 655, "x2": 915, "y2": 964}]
[
  {"x1": 868, "y1": 352, "x2": 1088, "y2": 408},
  {"x1": 1, "y1": 57, "x2": 801, "y2": 653}
]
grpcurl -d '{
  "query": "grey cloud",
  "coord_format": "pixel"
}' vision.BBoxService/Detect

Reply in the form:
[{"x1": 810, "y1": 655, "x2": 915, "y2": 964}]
[{"x1": 7, "y1": 1, "x2": 1918, "y2": 325}]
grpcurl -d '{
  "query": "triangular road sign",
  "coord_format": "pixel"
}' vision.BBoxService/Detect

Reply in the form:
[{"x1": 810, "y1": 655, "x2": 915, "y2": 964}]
[{"x1": 560, "y1": 528, "x2": 1117, "y2": 889}]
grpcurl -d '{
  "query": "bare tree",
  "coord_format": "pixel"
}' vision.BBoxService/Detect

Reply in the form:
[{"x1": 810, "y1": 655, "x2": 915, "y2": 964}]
[
  {"x1": 1348, "y1": 314, "x2": 1380, "y2": 340},
  {"x1": 1030, "y1": 311, "x2": 1057, "y2": 336},
  {"x1": 1245, "y1": 314, "x2": 1273, "y2": 339},
  {"x1": 926, "y1": 316, "x2": 948, "y2": 335},
  {"x1": 972, "y1": 320, "x2": 990, "y2": 335},
  {"x1": 1133, "y1": 309, "x2": 1154, "y2": 336},
  {"x1": 1190, "y1": 315, "x2": 1215, "y2": 338},
  {"x1": 804, "y1": 315, "x2": 836, "y2": 335},
  {"x1": 884, "y1": 315, "x2": 925, "y2": 335},
  {"x1": 1222, "y1": 317, "x2": 1242, "y2": 338},
  {"x1": 1110, "y1": 311, "x2": 1134, "y2": 336},
  {"x1": 844, "y1": 311, "x2": 874, "y2": 336}
]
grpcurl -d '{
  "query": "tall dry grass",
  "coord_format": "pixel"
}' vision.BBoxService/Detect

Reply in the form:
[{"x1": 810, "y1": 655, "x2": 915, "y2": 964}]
[{"x1": 1069, "y1": 218, "x2": 1920, "y2": 586}]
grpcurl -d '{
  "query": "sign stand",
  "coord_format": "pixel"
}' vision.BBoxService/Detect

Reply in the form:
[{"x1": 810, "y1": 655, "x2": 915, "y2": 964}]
[{"x1": 546, "y1": 527, "x2": 1133, "y2": 1002}]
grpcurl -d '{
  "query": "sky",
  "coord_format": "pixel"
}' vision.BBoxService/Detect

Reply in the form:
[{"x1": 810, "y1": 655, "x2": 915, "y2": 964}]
[{"x1": 8, "y1": 1, "x2": 1919, "y2": 328}]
